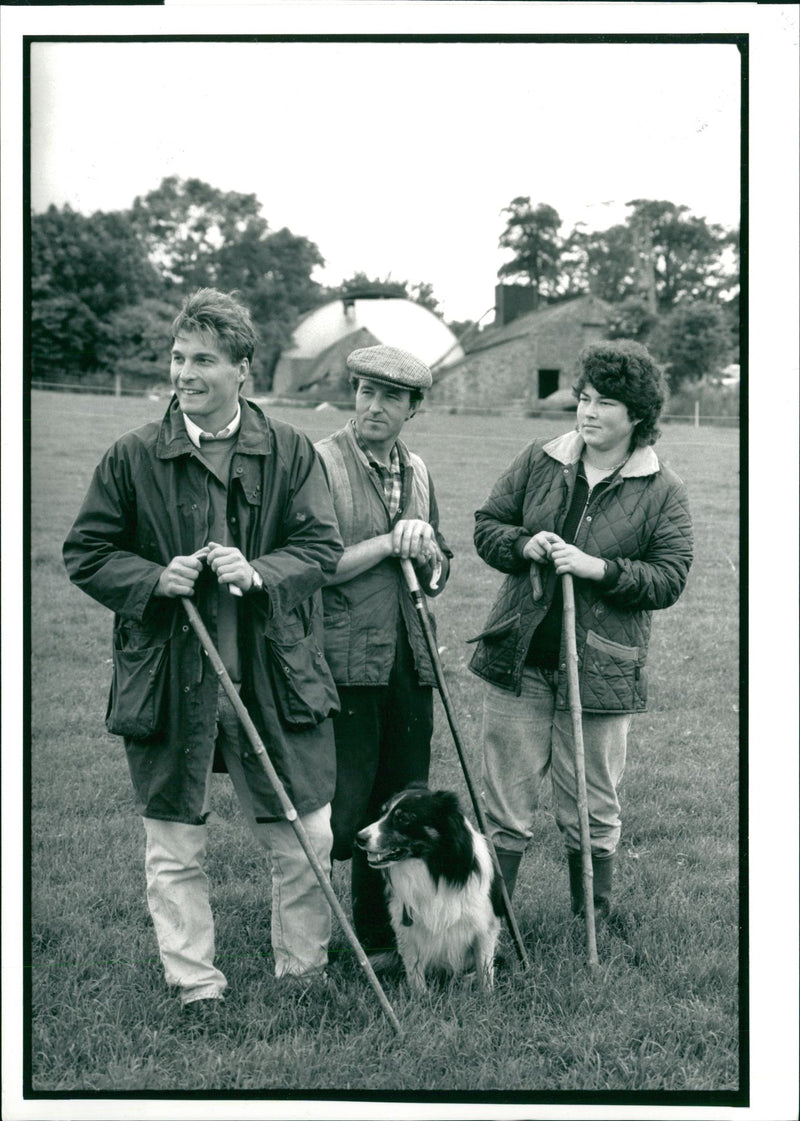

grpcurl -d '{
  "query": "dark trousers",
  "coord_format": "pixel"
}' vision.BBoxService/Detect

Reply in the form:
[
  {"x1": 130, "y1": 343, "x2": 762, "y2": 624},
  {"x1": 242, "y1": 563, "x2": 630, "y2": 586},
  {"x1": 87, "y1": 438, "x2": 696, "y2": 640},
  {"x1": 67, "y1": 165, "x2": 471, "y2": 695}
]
[{"x1": 330, "y1": 627, "x2": 433, "y2": 950}]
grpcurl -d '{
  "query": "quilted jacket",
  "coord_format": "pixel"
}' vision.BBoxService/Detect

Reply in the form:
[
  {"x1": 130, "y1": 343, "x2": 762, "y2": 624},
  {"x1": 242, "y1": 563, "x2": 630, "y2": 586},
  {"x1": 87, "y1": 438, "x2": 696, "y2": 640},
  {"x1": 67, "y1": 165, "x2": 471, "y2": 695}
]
[{"x1": 468, "y1": 430, "x2": 693, "y2": 712}]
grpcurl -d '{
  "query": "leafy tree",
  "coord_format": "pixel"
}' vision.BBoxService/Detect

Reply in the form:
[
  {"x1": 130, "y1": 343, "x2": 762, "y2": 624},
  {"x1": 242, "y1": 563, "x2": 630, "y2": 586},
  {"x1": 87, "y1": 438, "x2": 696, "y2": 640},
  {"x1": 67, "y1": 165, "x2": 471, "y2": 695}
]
[
  {"x1": 550, "y1": 226, "x2": 591, "y2": 301},
  {"x1": 130, "y1": 177, "x2": 266, "y2": 289},
  {"x1": 96, "y1": 298, "x2": 181, "y2": 388},
  {"x1": 408, "y1": 281, "x2": 442, "y2": 318},
  {"x1": 335, "y1": 272, "x2": 407, "y2": 300},
  {"x1": 497, "y1": 198, "x2": 563, "y2": 306},
  {"x1": 30, "y1": 180, "x2": 330, "y2": 389},
  {"x1": 130, "y1": 178, "x2": 327, "y2": 385},
  {"x1": 30, "y1": 294, "x2": 106, "y2": 382},
  {"x1": 531, "y1": 200, "x2": 738, "y2": 312},
  {"x1": 216, "y1": 224, "x2": 326, "y2": 379},
  {"x1": 445, "y1": 318, "x2": 480, "y2": 352},
  {"x1": 31, "y1": 204, "x2": 161, "y2": 314},
  {"x1": 605, "y1": 297, "x2": 660, "y2": 344},
  {"x1": 626, "y1": 199, "x2": 736, "y2": 310},
  {"x1": 30, "y1": 204, "x2": 161, "y2": 380},
  {"x1": 649, "y1": 301, "x2": 733, "y2": 390},
  {"x1": 217, "y1": 225, "x2": 324, "y2": 315},
  {"x1": 719, "y1": 293, "x2": 740, "y2": 361},
  {"x1": 329, "y1": 273, "x2": 443, "y2": 318},
  {"x1": 566, "y1": 222, "x2": 639, "y2": 304}
]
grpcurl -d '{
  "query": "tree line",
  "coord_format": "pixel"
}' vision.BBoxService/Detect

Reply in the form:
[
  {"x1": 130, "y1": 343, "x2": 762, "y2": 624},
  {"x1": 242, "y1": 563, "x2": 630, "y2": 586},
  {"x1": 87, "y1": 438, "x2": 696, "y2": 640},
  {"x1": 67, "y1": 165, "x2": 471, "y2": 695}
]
[
  {"x1": 29, "y1": 176, "x2": 443, "y2": 392},
  {"x1": 494, "y1": 196, "x2": 739, "y2": 390},
  {"x1": 30, "y1": 178, "x2": 738, "y2": 393}
]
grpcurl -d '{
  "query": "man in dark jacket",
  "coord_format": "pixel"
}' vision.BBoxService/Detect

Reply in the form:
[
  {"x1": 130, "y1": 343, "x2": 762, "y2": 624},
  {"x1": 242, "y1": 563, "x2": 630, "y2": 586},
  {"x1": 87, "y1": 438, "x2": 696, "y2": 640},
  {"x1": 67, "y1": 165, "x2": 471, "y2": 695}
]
[
  {"x1": 63, "y1": 289, "x2": 343, "y2": 1017},
  {"x1": 469, "y1": 339, "x2": 693, "y2": 922},
  {"x1": 315, "y1": 345, "x2": 452, "y2": 967}
]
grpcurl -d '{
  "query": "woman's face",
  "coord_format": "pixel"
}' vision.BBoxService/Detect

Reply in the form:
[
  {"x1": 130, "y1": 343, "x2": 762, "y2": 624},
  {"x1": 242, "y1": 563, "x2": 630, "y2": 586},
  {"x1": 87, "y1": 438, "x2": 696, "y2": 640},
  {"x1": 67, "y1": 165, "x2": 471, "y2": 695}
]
[{"x1": 576, "y1": 383, "x2": 638, "y2": 459}]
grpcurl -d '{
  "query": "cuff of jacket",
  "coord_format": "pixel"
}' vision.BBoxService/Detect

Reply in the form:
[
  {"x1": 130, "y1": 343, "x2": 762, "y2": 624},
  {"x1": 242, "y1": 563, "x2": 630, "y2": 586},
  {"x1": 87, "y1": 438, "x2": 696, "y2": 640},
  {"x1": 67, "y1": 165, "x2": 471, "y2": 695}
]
[
  {"x1": 599, "y1": 558, "x2": 621, "y2": 589},
  {"x1": 513, "y1": 535, "x2": 532, "y2": 561}
]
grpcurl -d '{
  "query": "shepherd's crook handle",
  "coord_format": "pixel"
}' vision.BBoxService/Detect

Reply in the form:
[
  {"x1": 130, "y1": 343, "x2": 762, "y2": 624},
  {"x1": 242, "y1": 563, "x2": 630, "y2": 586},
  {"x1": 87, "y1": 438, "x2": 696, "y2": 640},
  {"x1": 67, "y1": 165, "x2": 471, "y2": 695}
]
[{"x1": 180, "y1": 596, "x2": 403, "y2": 1035}]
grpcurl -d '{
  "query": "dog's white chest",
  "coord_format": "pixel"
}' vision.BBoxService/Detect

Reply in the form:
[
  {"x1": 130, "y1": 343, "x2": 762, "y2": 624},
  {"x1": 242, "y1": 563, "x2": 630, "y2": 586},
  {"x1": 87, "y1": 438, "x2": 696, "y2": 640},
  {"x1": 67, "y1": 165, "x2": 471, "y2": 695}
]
[{"x1": 388, "y1": 862, "x2": 483, "y2": 934}]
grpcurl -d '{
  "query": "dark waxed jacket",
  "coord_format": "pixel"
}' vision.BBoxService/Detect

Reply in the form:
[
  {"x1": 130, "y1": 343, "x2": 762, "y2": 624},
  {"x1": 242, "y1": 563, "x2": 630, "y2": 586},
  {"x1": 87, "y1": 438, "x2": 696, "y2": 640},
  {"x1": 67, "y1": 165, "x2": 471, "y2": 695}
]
[
  {"x1": 468, "y1": 430, "x2": 693, "y2": 712},
  {"x1": 63, "y1": 397, "x2": 344, "y2": 824}
]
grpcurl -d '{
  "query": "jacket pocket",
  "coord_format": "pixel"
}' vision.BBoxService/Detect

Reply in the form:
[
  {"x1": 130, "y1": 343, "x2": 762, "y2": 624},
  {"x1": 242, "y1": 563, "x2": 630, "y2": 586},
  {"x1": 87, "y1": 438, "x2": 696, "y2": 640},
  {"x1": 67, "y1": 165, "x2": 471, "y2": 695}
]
[
  {"x1": 320, "y1": 608, "x2": 350, "y2": 679},
  {"x1": 580, "y1": 629, "x2": 640, "y2": 710},
  {"x1": 466, "y1": 612, "x2": 522, "y2": 686},
  {"x1": 466, "y1": 612, "x2": 521, "y2": 644},
  {"x1": 265, "y1": 620, "x2": 340, "y2": 730},
  {"x1": 106, "y1": 642, "x2": 169, "y2": 740}
]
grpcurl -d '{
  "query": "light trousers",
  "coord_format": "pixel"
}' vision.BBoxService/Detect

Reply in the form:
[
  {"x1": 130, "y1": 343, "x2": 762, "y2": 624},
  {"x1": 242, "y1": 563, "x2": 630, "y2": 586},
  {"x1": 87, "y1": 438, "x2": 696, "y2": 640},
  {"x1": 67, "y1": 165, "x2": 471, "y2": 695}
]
[
  {"x1": 143, "y1": 689, "x2": 332, "y2": 1005},
  {"x1": 481, "y1": 666, "x2": 631, "y2": 856}
]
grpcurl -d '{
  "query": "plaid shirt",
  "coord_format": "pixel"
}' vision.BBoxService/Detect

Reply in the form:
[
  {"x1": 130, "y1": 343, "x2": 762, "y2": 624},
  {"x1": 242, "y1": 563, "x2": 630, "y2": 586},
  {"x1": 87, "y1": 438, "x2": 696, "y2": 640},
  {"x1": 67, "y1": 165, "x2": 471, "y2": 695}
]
[{"x1": 352, "y1": 421, "x2": 403, "y2": 518}]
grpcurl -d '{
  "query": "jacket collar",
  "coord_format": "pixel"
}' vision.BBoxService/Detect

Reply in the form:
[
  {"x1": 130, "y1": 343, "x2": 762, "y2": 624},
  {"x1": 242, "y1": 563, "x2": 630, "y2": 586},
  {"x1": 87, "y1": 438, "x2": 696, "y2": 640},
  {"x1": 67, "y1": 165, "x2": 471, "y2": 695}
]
[
  {"x1": 156, "y1": 396, "x2": 272, "y2": 460},
  {"x1": 542, "y1": 429, "x2": 660, "y2": 479}
]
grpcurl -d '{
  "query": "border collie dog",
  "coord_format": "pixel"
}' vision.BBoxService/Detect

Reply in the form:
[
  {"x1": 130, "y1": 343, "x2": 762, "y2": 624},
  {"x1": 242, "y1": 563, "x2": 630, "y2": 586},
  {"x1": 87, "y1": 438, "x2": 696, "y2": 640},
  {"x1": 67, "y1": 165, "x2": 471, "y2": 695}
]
[{"x1": 356, "y1": 783, "x2": 503, "y2": 991}]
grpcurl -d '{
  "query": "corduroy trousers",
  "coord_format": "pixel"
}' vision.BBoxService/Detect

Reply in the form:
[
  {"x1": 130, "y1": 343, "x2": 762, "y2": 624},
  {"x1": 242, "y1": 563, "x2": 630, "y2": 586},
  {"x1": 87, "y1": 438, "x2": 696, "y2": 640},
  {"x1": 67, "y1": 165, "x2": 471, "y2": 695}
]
[{"x1": 481, "y1": 666, "x2": 631, "y2": 857}]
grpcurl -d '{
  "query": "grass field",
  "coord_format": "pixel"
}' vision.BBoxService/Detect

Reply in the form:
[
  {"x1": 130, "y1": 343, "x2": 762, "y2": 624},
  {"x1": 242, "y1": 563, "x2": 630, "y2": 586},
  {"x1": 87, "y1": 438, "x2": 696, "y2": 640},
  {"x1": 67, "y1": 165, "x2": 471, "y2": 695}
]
[{"x1": 27, "y1": 390, "x2": 742, "y2": 1099}]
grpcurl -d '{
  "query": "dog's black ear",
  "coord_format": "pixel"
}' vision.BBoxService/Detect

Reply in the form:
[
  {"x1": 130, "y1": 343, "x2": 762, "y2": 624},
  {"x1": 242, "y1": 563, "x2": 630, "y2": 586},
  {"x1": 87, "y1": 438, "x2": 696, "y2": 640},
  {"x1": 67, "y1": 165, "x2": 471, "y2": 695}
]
[
  {"x1": 429, "y1": 789, "x2": 477, "y2": 887},
  {"x1": 432, "y1": 789, "x2": 462, "y2": 818}
]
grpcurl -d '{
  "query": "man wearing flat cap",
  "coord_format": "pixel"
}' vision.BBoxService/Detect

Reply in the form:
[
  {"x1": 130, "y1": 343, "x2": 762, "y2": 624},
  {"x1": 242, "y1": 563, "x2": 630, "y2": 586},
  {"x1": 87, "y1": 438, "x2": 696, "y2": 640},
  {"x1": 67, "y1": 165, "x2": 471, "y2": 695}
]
[{"x1": 315, "y1": 345, "x2": 453, "y2": 966}]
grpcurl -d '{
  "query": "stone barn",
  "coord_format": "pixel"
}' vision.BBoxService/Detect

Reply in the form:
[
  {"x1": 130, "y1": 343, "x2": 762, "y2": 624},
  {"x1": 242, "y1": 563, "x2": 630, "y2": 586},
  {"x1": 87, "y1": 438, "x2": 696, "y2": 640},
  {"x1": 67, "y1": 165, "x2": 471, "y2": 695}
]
[
  {"x1": 430, "y1": 287, "x2": 611, "y2": 410},
  {"x1": 272, "y1": 294, "x2": 465, "y2": 400}
]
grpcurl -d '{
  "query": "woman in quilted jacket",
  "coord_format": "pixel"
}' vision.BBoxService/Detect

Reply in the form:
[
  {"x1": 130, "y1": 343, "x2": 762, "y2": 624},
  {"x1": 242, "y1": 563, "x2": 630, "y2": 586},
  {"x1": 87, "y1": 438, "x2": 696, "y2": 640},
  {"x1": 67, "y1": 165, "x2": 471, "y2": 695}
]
[{"x1": 469, "y1": 339, "x2": 693, "y2": 923}]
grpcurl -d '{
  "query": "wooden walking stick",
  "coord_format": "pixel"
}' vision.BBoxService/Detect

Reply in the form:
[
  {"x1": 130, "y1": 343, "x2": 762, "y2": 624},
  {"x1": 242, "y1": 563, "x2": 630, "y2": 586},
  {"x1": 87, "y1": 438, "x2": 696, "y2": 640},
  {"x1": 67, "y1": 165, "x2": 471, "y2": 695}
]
[
  {"x1": 400, "y1": 559, "x2": 530, "y2": 970},
  {"x1": 561, "y1": 573, "x2": 599, "y2": 968},
  {"x1": 181, "y1": 597, "x2": 403, "y2": 1036}
]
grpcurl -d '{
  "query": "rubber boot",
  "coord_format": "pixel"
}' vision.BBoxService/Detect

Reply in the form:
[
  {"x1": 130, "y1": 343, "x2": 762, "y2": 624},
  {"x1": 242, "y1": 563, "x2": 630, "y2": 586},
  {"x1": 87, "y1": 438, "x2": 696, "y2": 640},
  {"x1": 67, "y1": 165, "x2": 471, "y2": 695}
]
[
  {"x1": 567, "y1": 851, "x2": 615, "y2": 918},
  {"x1": 495, "y1": 849, "x2": 523, "y2": 900},
  {"x1": 591, "y1": 852, "x2": 614, "y2": 919},
  {"x1": 567, "y1": 851, "x2": 585, "y2": 915}
]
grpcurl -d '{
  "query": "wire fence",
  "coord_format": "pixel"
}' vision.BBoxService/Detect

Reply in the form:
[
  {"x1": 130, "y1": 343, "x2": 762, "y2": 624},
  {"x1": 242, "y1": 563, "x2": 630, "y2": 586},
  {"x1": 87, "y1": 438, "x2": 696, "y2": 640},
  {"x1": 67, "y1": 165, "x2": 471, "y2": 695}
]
[{"x1": 30, "y1": 381, "x2": 740, "y2": 428}]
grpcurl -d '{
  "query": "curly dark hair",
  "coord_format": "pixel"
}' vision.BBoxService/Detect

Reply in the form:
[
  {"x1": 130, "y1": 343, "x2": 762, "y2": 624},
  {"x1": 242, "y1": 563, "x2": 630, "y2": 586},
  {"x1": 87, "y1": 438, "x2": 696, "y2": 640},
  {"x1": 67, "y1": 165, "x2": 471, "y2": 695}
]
[{"x1": 572, "y1": 339, "x2": 667, "y2": 447}]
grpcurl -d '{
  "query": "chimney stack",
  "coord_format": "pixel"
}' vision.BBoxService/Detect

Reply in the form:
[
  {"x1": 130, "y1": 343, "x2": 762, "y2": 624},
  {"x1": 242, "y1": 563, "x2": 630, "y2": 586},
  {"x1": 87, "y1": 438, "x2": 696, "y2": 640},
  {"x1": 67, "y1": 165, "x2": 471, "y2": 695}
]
[{"x1": 495, "y1": 283, "x2": 538, "y2": 327}]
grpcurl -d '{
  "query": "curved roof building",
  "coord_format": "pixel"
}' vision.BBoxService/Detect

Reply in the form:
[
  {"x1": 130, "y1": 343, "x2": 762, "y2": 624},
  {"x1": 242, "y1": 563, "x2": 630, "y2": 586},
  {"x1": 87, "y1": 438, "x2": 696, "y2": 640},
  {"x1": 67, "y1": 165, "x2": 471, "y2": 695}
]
[{"x1": 271, "y1": 295, "x2": 465, "y2": 398}]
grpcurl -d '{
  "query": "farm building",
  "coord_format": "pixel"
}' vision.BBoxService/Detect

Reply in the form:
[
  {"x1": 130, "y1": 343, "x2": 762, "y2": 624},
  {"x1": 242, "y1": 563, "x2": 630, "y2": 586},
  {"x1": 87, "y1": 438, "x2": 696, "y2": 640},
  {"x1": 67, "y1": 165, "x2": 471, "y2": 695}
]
[
  {"x1": 430, "y1": 287, "x2": 612, "y2": 410},
  {"x1": 271, "y1": 294, "x2": 465, "y2": 399}
]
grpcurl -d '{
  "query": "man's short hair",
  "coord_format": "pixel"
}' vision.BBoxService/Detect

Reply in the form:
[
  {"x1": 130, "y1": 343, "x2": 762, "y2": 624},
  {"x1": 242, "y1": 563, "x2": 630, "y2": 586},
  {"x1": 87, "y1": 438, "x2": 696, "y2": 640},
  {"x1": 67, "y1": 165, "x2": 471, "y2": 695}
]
[
  {"x1": 349, "y1": 374, "x2": 425, "y2": 408},
  {"x1": 171, "y1": 288, "x2": 257, "y2": 365},
  {"x1": 573, "y1": 339, "x2": 667, "y2": 447}
]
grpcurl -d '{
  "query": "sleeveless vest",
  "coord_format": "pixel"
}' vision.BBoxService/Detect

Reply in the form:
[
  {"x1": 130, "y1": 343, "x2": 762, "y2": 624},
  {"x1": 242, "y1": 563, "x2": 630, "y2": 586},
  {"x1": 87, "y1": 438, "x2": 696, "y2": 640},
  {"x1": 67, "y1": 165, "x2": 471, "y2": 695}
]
[{"x1": 315, "y1": 422, "x2": 436, "y2": 686}]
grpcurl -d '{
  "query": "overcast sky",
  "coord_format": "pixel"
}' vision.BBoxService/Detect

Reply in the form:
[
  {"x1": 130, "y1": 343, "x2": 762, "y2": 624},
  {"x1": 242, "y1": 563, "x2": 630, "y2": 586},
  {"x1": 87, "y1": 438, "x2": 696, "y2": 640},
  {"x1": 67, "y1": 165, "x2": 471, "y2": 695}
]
[{"x1": 30, "y1": 39, "x2": 741, "y2": 322}]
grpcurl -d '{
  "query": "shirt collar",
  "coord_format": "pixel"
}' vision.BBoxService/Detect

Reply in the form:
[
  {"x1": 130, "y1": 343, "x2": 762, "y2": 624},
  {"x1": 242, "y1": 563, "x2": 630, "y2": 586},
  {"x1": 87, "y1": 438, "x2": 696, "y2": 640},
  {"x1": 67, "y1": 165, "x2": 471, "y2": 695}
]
[
  {"x1": 182, "y1": 402, "x2": 242, "y2": 448},
  {"x1": 350, "y1": 417, "x2": 400, "y2": 474}
]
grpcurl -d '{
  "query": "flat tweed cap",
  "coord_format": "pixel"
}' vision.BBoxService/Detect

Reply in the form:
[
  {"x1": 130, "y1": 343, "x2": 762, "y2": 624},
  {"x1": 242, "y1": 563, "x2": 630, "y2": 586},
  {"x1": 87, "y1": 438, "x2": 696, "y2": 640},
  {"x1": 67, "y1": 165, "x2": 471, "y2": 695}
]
[{"x1": 346, "y1": 345, "x2": 432, "y2": 390}]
